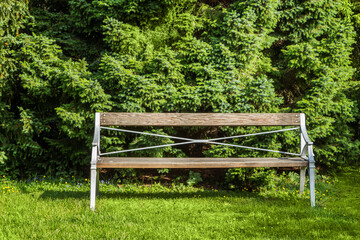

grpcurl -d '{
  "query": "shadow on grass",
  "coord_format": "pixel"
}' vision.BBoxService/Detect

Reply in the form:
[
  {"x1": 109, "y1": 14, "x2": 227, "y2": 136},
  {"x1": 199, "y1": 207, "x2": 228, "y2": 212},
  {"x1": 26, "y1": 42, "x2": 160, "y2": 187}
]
[
  {"x1": 39, "y1": 189, "x2": 304, "y2": 207},
  {"x1": 39, "y1": 190, "x2": 89, "y2": 199}
]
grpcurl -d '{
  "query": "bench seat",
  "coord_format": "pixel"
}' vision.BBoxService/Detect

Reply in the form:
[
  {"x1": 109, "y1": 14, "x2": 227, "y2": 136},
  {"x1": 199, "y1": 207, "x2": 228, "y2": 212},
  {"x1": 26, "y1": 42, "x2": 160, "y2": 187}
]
[{"x1": 98, "y1": 157, "x2": 308, "y2": 168}]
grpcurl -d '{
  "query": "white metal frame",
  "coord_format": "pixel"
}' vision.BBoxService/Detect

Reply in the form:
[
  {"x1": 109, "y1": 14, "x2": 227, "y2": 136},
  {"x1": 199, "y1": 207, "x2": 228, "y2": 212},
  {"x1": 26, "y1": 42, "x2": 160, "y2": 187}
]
[
  {"x1": 300, "y1": 113, "x2": 316, "y2": 207},
  {"x1": 90, "y1": 112, "x2": 315, "y2": 210},
  {"x1": 90, "y1": 113, "x2": 100, "y2": 210}
]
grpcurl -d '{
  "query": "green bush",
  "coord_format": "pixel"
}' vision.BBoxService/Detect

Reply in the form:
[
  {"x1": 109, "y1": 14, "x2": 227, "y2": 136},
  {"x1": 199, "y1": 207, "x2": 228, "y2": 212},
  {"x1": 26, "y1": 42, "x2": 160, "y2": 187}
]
[
  {"x1": 0, "y1": 34, "x2": 110, "y2": 177},
  {"x1": 1, "y1": 0, "x2": 359, "y2": 179},
  {"x1": 187, "y1": 170, "x2": 203, "y2": 187},
  {"x1": 273, "y1": 0, "x2": 360, "y2": 168},
  {"x1": 226, "y1": 168, "x2": 274, "y2": 190}
]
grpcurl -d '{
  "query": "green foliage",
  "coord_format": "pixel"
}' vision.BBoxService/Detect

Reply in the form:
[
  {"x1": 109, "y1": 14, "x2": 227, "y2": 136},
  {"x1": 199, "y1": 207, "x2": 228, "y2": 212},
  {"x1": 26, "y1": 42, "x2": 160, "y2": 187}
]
[
  {"x1": 103, "y1": 18, "x2": 150, "y2": 55},
  {"x1": 28, "y1": 1, "x2": 105, "y2": 62},
  {"x1": 343, "y1": 0, "x2": 360, "y2": 164},
  {"x1": 226, "y1": 168, "x2": 274, "y2": 190},
  {"x1": 97, "y1": 0, "x2": 359, "y2": 170},
  {"x1": 157, "y1": 168, "x2": 170, "y2": 175},
  {"x1": 1, "y1": 0, "x2": 360, "y2": 178},
  {"x1": 187, "y1": 170, "x2": 203, "y2": 186},
  {"x1": 0, "y1": 0, "x2": 31, "y2": 37},
  {"x1": 273, "y1": 0, "x2": 360, "y2": 168},
  {"x1": 0, "y1": 34, "x2": 111, "y2": 177},
  {"x1": 69, "y1": 0, "x2": 197, "y2": 36},
  {"x1": 127, "y1": 129, "x2": 185, "y2": 157}
]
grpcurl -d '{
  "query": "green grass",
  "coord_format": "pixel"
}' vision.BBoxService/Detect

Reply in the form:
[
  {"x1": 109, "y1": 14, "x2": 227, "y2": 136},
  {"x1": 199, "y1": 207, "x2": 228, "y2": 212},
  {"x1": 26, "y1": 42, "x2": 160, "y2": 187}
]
[{"x1": 0, "y1": 170, "x2": 359, "y2": 240}]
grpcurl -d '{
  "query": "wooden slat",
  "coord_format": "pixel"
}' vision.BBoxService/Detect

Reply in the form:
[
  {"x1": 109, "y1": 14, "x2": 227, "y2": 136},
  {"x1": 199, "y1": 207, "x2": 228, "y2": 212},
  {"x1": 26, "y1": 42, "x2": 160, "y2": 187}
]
[
  {"x1": 100, "y1": 113, "x2": 301, "y2": 126},
  {"x1": 97, "y1": 157, "x2": 308, "y2": 168}
]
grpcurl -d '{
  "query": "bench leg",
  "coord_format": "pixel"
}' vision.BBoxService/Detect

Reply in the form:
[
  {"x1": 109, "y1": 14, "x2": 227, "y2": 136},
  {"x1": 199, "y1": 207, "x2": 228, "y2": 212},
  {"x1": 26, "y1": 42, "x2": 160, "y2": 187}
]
[
  {"x1": 96, "y1": 168, "x2": 100, "y2": 197},
  {"x1": 308, "y1": 163, "x2": 316, "y2": 207},
  {"x1": 90, "y1": 166, "x2": 98, "y2": 211},
  {"x1": 299, "y1": 167, "x2": 306, "y2": 195}
]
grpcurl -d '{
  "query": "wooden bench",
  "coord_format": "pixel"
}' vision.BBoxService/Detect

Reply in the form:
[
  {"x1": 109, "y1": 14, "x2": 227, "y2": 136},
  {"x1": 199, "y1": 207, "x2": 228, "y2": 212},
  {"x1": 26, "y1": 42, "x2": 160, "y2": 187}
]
[{"x1": 90, "y1": 113, "x2": 315, "y2": 210}]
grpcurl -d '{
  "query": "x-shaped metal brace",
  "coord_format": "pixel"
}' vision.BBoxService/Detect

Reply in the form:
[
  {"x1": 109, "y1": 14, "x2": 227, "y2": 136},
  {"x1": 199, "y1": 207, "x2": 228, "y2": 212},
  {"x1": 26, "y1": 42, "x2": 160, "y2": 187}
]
[{"x1": 99, "y1": 127, "x2": 301, "y2": 157}]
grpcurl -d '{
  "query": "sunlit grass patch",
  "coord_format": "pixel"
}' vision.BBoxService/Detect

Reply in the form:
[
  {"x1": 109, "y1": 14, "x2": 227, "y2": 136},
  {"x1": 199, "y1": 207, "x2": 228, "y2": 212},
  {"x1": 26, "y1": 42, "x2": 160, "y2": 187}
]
[{"x1": 0, "y1": 170, "x2": 359, "y2": 239}]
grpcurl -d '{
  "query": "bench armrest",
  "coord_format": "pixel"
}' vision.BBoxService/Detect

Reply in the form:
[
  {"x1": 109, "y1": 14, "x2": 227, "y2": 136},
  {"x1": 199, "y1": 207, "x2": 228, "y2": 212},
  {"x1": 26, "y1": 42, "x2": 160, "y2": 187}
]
[
  {"x1": 300, "y1": 113, "x2": 315, "y2": 161},
  {"x1": 300, "y1": 113, "x2": 313, "y2": 145}
]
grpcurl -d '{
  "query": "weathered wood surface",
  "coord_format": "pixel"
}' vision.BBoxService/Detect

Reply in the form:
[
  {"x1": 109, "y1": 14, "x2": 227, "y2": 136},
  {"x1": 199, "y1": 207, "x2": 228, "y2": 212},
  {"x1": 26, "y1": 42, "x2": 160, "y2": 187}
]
[
  {"x1": 97, "y1": 157, "x2": 308, "y2": 168},
  {"x1": 100, "y1": 113, "x2": 301, "y2": 126}
]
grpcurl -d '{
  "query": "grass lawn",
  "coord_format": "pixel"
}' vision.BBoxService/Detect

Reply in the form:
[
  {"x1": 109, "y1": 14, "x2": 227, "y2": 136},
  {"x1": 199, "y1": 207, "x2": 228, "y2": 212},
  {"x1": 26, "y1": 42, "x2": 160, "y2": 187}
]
[{"x1": 0, "y1": 169, "x2": 359, "y2": 239}]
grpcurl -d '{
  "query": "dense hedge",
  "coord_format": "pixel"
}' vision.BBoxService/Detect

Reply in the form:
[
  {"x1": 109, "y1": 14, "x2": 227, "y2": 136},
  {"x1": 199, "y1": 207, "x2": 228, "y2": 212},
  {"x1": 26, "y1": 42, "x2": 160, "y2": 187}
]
[{"x1": 0, "y1": 0, "x2": 359, "y2": 178}]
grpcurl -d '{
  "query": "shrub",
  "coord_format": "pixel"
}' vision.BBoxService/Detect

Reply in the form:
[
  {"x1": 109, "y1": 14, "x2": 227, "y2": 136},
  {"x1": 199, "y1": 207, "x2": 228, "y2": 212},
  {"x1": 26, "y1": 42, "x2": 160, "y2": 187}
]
[
  {"x1": 1, "y1": 0, "x2": 359, "y2": 179},
  {"x1": 0, "y1": 34, "x2": 110, "y2": 178}
]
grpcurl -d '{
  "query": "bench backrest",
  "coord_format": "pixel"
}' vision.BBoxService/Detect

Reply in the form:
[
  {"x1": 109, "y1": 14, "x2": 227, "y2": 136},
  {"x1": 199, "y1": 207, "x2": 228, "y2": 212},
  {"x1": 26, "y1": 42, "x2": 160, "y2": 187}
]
[{"x1": 99, "y1": 113, "x2": 301, "y2": 126}]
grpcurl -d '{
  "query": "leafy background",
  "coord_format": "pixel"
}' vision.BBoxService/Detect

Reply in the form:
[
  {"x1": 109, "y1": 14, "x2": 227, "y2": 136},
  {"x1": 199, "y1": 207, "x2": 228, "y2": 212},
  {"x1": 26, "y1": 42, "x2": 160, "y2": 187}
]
[{"x1": 0, "y1": 0, "x2": 359, "y2": 179}]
